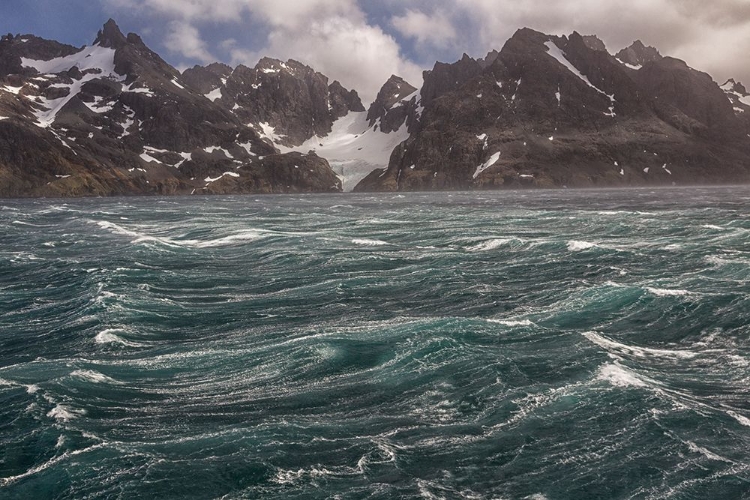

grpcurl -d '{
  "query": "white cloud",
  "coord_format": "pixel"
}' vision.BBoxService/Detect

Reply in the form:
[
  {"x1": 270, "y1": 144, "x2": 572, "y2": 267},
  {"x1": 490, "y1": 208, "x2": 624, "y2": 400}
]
[
  {"x1": 163, "y1": 21, "x2": 215, "y2": 64},
  {"x1": 391, "y1": 9, "x2": 457, "y2": 50},
  {"x1": 223, "y1": 16, "x2": 422, "y2": 103},
  {"x1": 104, "y1": 0, "x2": 750, "y2": 98},
  {"x1": 107, "y1": 0, "x2": 422, "y2": 103}
]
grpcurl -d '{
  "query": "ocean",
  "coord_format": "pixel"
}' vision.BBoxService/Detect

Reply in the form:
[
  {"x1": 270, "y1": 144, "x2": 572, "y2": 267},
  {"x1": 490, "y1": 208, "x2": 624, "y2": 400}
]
[{"x1": 1, "y1": 187, "x2": 749, "y2": 499}]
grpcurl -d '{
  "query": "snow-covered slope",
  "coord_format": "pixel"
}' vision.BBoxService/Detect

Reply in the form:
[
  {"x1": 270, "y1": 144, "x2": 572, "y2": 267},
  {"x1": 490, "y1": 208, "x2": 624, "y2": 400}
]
[
  {"x1": 277, "y1": 111, "x2": 409, "y2": 191},
  {"x1": 21, "y1": 44, "x2": 125, "y2": 128}
]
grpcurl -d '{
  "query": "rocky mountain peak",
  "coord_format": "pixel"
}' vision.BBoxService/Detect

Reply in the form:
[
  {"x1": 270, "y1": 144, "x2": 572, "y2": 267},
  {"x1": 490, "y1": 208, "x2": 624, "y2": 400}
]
[
  {"x1": 478, "y1": 50, "x2": 500, "y2": 69},
  {"x1": 94, "y1": 19, "x2": 127, "y2": 49},
  {"x1": 722, "y1": 78, "x2": 748, "y2": 95},
  {"x1": 582, "y1": 34, "x2": 608, "y2": 52},
  {"x1": 181, "y1": 63, "x2": 232, "y2": 95},
  {"x1": 366, "y1": 75, "x2": 418, "y2": 132},
  {"x1": 616, "y1": 40, "x2": 662, "y2": 66}
]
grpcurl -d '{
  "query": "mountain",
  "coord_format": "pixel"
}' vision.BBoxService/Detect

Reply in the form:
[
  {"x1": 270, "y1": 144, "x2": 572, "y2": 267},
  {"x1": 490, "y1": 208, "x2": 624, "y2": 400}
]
[
  {"x1": 182, "y1": 57, "x2": 365, "y2": 146},
  {"x1": 2, "y1": 21, "x2": 750, "y2": 197},
  {"x1": 354, "y1": 29, "x2": 750, "y2": 191},
  {"x1": 0, "y1": 20, "x2": 342, "y2": 197}
]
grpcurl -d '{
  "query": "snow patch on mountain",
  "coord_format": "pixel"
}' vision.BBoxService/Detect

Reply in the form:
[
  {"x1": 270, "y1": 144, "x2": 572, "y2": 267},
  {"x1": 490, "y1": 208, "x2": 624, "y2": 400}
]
[
  {"x1": 473, "y1": 151, "x2": 501, "y2": 179},
  {"x1": 21, "y1": 44, "x2": 122, "y2": 77},
  {"x1": 545, "y1": 41, "x2": 616, "y2": 117},
  {"x1": 276, "y1": 111, "x2": 410, "y2": 191},
  {"x1": 205, "y1": 88, "x2": 222, "y2": 102},
  {"x1": 21, "y1": 44, "x2": 125, "y2": 128}
]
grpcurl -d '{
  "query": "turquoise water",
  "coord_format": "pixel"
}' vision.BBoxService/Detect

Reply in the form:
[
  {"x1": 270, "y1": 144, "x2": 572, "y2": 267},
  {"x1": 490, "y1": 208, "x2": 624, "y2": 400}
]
[{"x1": 1, "y1": 188, "x2": 749, "y2": 499}]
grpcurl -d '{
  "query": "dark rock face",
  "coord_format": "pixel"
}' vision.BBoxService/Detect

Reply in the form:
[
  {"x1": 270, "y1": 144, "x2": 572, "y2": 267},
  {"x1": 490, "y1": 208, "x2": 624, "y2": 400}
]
[
  {"x1": 181, "y1": 63, "x2": 232, "y2": 95},
  {"x1": 615, "y1": 41, "x2": 662, "y2": 67},
  {"x1": 366, "y1": 75, "x2": 418, "y2": 133},
  {"x1": 636, "y1": 58, "x2": 741, "y2": 140},
  {"x1": 355, "y1": 28, "x2": 750, "y2": 192},
  {"x1": 201, "y1": 152, "x2": 341, "y2": 194},
  {"x1": 721, "y1": 79, "x2": 750, "y2": 135},
  {"x1": 582, "y1": 35, "x2": 607, "y2": 52},
  {"x1": 0, "y1": 20, "x2": 342, "y2": 197},
  {"x1": 420, "y1": 53, "x2": 483, "y2": 109},
  {"x1": 181, "y1": 58, "x2": 364, "y2": 146}
]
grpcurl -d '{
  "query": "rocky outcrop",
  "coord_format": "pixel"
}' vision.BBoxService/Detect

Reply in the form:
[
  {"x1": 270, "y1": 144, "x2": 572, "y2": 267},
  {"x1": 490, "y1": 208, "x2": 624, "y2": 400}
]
[
  {"x1": 420, "y1": 53, "x2": 484, "y2": 109},
  {"x1": 0, "y1": 19, "x2": 342, "y2": 197},
  {"x1": 181, "y1": 63, "x2": 232, "y2": 95},
  {"x1": 582, "y1": 35, "x2": 607, "y2": 52},
  {"x1": 615, "y1": 41, "x2": 662, "y2": 67},
  {"x1": 182, "y1": 57, "x2": 365, "y2": 146},
  {"x1": 200, "y1": 152, "x2": 342, "y2": 194},
  {"x1": 366, "y1": 75, "x2": 418, "y2": 133},
  {"x1": 355, "y1": 28, "x2": 750, "y2": 192}
]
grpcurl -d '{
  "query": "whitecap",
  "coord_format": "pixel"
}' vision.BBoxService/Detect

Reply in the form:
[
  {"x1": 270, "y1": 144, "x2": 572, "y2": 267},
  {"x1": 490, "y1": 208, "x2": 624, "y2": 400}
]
[
  {"x1": 95, "y1": 329, "x2": 142, "y2": 347},
  {"x1": 595, "y1": 363, "x2": 647, "y2": 388},
  {"x1": 0, "y1": 443, "x2": 106, "y2": 486},
  {"x1": 468, "y1": 238, "x2": 513, "y2": 252},
  {"x1": 352, "y1": 238, "x2": 389, "y2": 246},
  {"x1": 584, "y1": 332, "x2": 698, "y2": 360},
  {"x1": 181, "y1": 230, "x2": 266, "y2": 248},
  {"x1": 47, "y1": 404, "x2": 84, "y2": 422},
  {"x1": 487, "y1": 318, "x2": 536, "y2": 327},
  {"x1": 567, "y1": 240, "x2": 597, "y2": 251},
  {"x1": 70, "y1": 369, "x2": 120, "y2": 385},
  {"x1": 646, "y1": 287, "x2": 694, "y2": 297},
  {"x1": 94, "y1": 220, "x2": 180, "y2": 247},
  {"x1": 687, "y1": 441, "x2": 734, "y2": 463},
  {"x1": 725, "y1": 410, "x2": 750, "y2": 427}
]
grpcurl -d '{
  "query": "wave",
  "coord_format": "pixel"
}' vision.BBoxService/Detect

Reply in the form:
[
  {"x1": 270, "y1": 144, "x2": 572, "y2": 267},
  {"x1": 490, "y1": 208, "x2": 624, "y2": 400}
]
[
  {"x1": 93, "y1": 220, "x2": 274, "y2": 249},
  {"x1": 583, "y1": 331, "x2": 698, "y2": 360},
  {"x1": 567, "y1": 240, "x2": 598, "y2": 252},
  {"x1": 94, "y1": 329, "x2": 143, "y2": 347},
  {"x1": 595, "y1": 362, "x2": 648, "y2": 388},
  {"x1": 47, "y1": 404, "x2": 85, "y2": 422},
  {"x1": 486, "y1": 318, "x2": 536, "y2": 327},
  {"x1": 0, "y1": 377, "x2": 40, "y2": 394},
  {"x1": 646, "y1": 287, "x2": 694, "y2": 297},
  {"x1": 725, "y1": 409, "x2": 750, "y2": 427},
  {"x1": 0, "y1": 443, "x2": 106, "y2": 486},
  {"x1": 70, "y1": 369, "x2": 121, "y2": 385},
  {"x1": 352, "y1": 238, "x2": 390, "y2": 246},
  {"x1": 467, "y1": 238, "x2": 514, "y2": 252}
]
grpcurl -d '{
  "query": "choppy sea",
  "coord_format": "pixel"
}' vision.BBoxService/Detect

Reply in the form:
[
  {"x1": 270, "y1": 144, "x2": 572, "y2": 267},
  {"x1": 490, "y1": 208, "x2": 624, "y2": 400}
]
[{"x1": 1, "y1": 187, "x2": 749, "y2": 499}]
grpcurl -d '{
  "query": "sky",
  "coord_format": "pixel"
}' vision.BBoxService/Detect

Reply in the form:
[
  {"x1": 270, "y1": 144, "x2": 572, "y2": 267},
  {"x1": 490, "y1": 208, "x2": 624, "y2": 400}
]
[{"x1": 3, "y1": 0, "x2": 750, "y2": 103}]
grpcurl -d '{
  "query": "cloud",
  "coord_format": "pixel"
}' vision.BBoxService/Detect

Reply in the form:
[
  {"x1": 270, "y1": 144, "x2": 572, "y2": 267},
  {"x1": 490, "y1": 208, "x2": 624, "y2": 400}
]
[
  {"x1": 163, "y1": 21, "x2": 215, "y2": 64},
  {"x1": 102, "y1": 0, "x2": 750, "y2": 100},
  {"x1": 434, "y1": 0, "x2": 750, "y2": 85},
  {"x1": 105, "y1": 0, "x2": 421, "y2": 102},
  {"x1": 391, "y1": 9, "x2": 457, "y2": 50}
]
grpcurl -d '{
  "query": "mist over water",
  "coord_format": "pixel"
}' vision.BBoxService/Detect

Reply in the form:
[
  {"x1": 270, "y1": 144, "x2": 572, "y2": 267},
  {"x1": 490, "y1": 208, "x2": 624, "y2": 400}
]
[{"x1": 1, "y1": 187, "x2": 749, "y2": 499}]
